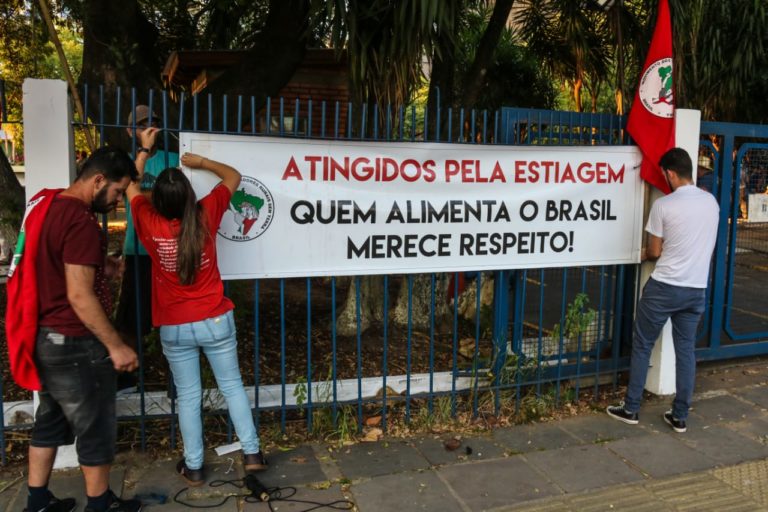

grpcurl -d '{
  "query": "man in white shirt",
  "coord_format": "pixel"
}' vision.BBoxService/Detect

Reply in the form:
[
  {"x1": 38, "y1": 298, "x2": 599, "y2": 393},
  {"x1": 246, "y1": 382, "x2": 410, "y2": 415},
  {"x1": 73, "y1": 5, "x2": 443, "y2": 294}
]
[{"x1": 607, "y1": 147, "x2": 719, "y2": 433}]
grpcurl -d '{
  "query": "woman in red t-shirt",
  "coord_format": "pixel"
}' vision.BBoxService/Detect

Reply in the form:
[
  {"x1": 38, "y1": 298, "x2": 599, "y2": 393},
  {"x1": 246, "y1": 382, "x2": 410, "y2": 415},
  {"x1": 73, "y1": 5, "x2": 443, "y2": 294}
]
[{"x1": 125, "y1": 128, "x2": 266, "y2": 486}]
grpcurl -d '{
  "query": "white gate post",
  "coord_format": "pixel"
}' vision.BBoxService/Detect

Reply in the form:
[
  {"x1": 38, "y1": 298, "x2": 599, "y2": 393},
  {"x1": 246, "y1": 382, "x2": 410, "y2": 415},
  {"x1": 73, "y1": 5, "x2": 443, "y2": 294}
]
[
  {"x1": 22, "y1": 79, "x2": 76, "y2": 199},
  {"x1": 643, "y1": 108, "x2": 702, "y2": 395},
  {"x1": 23, "y1": 78, "x2": 79, "y2": 469}
]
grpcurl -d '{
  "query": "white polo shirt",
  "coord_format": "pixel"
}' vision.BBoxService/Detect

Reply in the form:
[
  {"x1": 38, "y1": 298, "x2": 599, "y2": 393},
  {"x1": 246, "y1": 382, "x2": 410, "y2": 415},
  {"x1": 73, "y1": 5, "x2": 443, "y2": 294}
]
[{"x1": 646, "y1": 184, "x2": 719, "y2": 288}]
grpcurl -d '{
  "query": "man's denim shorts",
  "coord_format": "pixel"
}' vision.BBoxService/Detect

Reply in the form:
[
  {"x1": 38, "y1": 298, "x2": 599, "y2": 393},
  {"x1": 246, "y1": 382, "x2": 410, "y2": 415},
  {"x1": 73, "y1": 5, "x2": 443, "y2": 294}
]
[{"x1": 31, "y1": 327, "x2": 117, "y2": 466}]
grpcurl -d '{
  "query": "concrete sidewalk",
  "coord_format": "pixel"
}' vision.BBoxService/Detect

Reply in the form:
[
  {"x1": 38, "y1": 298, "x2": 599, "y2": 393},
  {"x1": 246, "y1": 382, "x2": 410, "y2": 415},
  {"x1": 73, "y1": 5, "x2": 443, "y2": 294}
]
[{"x1": 2, "y1": 359, "x2": 768, "y2": 511}]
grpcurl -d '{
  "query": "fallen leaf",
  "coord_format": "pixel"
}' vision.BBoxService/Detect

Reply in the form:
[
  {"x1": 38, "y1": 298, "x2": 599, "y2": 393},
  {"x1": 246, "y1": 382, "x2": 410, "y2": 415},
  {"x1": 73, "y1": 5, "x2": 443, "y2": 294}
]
[
  {"x1": 362, "y1": 428, "x2": 383, "y2": 442},
  {"x1": 444, "y1": 437, "x2": 461, "y2": 451},
  {"x1": 376, "y1": 386, "x2": 399, "y2": 398}
]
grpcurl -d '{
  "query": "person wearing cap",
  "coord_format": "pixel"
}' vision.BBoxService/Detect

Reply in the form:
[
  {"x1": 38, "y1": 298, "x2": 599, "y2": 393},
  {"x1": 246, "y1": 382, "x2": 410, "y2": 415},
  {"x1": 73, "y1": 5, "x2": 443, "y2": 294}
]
[
  {"x1": 696, "y1": 154, "x2": 715, "y2": 194},
  {"x1": 114, "y1": 105, "x2": 179, "y2": 391}
]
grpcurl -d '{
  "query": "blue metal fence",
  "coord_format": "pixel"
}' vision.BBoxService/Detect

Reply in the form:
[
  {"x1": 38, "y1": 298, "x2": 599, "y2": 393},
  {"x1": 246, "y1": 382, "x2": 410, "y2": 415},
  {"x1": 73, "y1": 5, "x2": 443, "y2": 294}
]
[
  {"x1": 2, "y1": 85, "x2": 641, "y2": 464},
  {"x1": 694, "y1": 122, "x2": 768, "y2": 361}
]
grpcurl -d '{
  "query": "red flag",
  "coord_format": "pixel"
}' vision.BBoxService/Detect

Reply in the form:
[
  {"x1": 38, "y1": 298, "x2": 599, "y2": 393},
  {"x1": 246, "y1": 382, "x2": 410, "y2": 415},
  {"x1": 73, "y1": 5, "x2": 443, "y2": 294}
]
[{"x1": 627, "y1": 0, "x2": 674, "y2": 194}]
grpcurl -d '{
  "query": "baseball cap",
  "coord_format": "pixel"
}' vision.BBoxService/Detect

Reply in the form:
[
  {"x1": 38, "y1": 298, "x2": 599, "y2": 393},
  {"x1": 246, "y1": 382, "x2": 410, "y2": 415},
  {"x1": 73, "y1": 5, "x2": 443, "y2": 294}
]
[{"x1": 127, "y1": 105, "x2": 159, "y2": 126}]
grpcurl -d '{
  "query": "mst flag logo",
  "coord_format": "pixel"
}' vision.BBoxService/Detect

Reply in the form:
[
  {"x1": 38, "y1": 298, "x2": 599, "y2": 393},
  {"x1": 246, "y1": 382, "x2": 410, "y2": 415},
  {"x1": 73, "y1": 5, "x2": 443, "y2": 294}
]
[
  {"x1": 218, "y1": 175, "x2": 274, "y2": 241},
  {"x1": 637, "y1": 57, "x2": 673, "y2": 118}
]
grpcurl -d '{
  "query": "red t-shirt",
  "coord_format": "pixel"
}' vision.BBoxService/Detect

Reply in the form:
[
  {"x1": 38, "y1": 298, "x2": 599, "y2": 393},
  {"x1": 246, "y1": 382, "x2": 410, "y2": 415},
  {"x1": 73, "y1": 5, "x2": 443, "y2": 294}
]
[
  {"x1": 37, "y1": 195, "x2": 111, "y2": 336},
  {"x1": 131, "y1": 184, "x2": 234, "y2": 326}
]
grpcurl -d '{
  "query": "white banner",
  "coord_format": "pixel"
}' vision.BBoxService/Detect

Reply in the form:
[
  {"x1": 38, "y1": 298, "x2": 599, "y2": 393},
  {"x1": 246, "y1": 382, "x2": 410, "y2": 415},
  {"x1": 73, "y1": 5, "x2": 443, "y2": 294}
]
[{"x1": 180, "y1": 133, "x2": 645, "y2": 279}]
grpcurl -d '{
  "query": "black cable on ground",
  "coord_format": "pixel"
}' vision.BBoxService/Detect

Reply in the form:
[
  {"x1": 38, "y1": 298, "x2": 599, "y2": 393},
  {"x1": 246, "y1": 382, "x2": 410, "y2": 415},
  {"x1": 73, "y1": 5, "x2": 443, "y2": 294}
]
[{"x1": 172, "y1": 475, "x2": 355, "y2": 511}]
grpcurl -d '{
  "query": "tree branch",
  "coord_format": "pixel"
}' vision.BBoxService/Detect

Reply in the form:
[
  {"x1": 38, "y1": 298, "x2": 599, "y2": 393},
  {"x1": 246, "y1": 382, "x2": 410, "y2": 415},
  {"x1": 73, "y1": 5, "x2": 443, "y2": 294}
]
[{"x1": 461, "y1": 0, "x2": 515, "y2": 108}]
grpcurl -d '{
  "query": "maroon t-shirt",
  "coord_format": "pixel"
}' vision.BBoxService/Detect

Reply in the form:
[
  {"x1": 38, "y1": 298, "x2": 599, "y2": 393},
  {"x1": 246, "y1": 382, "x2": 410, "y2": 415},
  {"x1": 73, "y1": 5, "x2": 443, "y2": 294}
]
[{"x1": 37, "y1": 194, "x2": 111, "y2": 336}]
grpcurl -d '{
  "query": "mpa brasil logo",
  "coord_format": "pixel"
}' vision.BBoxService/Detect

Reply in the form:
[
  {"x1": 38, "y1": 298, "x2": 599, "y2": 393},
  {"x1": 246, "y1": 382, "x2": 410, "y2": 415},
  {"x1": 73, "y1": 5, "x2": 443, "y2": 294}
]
[
  {"x1": 218, "y1": 176, "x2": 274, "y2": 241},
  {"x1": 638, "y1": 57, "x2": 673, "y2": 118}
]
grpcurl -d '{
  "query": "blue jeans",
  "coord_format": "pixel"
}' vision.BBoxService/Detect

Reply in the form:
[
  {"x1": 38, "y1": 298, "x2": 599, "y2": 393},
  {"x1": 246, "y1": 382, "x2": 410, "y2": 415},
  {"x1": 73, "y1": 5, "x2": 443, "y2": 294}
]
[
  {"x1": 32, "y1": 328, "x2": 117, "y2": 465},
  {"x1": 624, "y1": 278, "x2": 705, "y2": 420},
  {"x1": 160, "y1": 310, "x2": 259, "y2": 469}
]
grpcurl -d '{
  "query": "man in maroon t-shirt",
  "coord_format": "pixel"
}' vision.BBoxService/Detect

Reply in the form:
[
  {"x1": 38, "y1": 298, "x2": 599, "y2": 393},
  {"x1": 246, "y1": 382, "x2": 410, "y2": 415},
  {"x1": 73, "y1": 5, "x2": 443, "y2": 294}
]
[{"x1": 25, "y1": 147, "x2": 142, "y2": 512}]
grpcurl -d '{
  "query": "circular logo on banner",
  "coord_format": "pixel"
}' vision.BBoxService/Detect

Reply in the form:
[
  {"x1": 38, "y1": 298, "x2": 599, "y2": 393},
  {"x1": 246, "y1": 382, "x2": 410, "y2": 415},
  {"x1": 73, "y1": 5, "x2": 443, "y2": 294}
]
[
  {"x1": 218, "y1": 176, "x2": 275, "y2": 242},
  {"x1": 638, "y1": 58, "x2": 674, "y2": 118}
]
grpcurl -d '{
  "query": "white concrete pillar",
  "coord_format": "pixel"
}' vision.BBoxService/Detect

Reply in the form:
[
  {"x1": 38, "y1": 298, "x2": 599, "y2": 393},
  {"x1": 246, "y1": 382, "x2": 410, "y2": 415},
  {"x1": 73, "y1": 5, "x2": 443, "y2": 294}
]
[
  {"x1": 23, "y1": 78, "x2": 79, "y2": 469},
  {"x1": 22, "y1": 79, "x2": 75, "y2": 201},
  {"x1": 643, "y1": 108, "x2": 702, "y2": 395}
]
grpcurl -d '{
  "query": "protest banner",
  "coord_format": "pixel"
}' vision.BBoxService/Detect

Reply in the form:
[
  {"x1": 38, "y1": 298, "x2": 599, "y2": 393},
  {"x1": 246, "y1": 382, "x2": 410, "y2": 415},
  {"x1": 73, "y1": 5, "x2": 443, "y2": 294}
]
[{"x1": 181, "y1": 133, "x2": 644, "y2": 279}]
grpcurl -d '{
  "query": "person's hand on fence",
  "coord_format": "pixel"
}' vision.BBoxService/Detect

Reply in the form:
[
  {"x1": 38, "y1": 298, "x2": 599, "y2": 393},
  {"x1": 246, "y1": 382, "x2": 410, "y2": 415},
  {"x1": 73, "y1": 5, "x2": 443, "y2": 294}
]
[
  {"x1": 137, "y1": 126, "x2": 161, "y2": 153},
  {"x1": 181, "y1": 152, "x2": 208, "y2": 169}
]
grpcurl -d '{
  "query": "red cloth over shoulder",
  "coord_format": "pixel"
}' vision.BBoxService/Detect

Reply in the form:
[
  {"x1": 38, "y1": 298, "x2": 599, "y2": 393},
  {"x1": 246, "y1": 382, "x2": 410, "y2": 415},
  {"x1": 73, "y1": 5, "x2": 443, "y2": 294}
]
[{"x1": 5, "y1": 189, "x2": 62, "y2": 390}]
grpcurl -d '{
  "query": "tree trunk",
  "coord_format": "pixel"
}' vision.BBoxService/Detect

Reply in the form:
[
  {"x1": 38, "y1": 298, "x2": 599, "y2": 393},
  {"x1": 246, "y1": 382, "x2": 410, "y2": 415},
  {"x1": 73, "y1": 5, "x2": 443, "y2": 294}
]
[
  {"x1": 573, "y1": 77, "x2": 583, "y2": 112},
  {"x1": 391, "y1": 275, "x2": 451, "y2": 332},
  {"x1": 426, "y1": 2, "x2": 459, "y2": 140},
  {"x1": 335, "y1": 276, "x2": 386, "y2": 337},
  {"x1": 79, "y1": 0, "x2": 164, "y2": 147},
  {"x1": 461, "y1": 0, "x2": 515, "y2": 108},
  {"x1": 0, "y1": 150, "x2": 24, "y2": 263},
  {"x1": 206, "y1": 0, "x2": 311, "y2": 118}
]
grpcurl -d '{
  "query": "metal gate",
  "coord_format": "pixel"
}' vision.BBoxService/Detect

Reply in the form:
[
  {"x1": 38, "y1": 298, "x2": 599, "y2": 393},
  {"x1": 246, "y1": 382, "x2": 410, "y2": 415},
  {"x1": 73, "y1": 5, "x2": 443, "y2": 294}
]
[{"x1": 695, "y1": 122, "x2": 768, "y2": 359}]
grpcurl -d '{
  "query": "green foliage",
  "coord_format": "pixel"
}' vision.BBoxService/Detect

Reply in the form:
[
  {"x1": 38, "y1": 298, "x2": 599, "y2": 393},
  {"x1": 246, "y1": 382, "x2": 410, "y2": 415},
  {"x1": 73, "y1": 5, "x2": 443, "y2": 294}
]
[
  {"x1": 412, "y1": 396, "x2": 453, "y2": 430},
  {"x1": 293, "y1": 376, "x2": 308, "y2": 408},
  {"x1": 515, "y1": 0, "x2": 613, "y2": 112},
  {"x1": 494, "y1": 352, "x2": 536, "y2": 386},
  {"x1": 443, "y1": 3, "x2": 557, "y2": 111},
  {"x1": 518, "y1": 390, "x2": 554, "y2": 423},
  {"x1": 312, "y1": 0, "x2": 456, "y2": 107},
  {"x1": 552, "y1": 293, "x2": 596, "y2": 342},
  {"x1": 311, "y1": 404, "x2": 356, "y2": 448},
  {"x1": 0, "y1": 2, "x2": 85, "y2": 156},
  {"x1": 298, "y1": 364, "x2": 358, "y2": 447},
  {"x1": 668, "y1": 0, "x2": 768, "y2": 122}
]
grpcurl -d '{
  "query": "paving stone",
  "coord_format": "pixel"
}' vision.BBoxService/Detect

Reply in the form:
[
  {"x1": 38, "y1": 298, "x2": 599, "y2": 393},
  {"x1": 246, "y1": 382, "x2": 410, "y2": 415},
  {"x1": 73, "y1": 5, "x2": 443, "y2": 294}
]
[
  {"x1": 713, "y1": 458, "x2": 768, "y2": 506},
  {"x1": 412, "y1": 434, "x2": 506, "y2": 466},
  {"x1": 242, "y1": 484, "x2": 352, "y2": 511},
  {"x1": 635, "y1": 401, "x2": 674, "y2": 426},
  {"x1": 256, "y1": 445, "x2": 328, "y2": 488},
  {"x1": 129, "y1": 455, "x2": 234, "y2": 495},
  {"x1": 46, "y1": 466, "x2": 126, "y2": 507},
  {"x1": 696, "y1": 365, "x2": 768, "y2": 391},
  {"x1": 439, "y1": 457, "x2": 560, "y2": 510},
  {"x1": 0, "y1": 477, "x2": 22, "y2": 512},
  {"x1": 608, "y1": 434, "x2": 716, "y2": 478},
  {"x1": 129, "y1": 457, "x2": 189, "y2": 508},
  {"x1": 558, "y1": 413, "x2": 650, "y2": 444},
  {"x1": 351, "y1": 471, "x2": 464, "y2": 512},
  {"x1": 492, "y1": 422, "x2": 581, "y2": 454},
  {"x1": 723, "y1": 418, "x2": 768, "y2": 444},
  {"x1": 645, "y1": 472, "x2": 761, "y2": 511},
  {"x1": 733, "y1": 385, "x2": 768, "y2": 410},
  {"x1": 160, "y1": 486, "x2": 241, "y2": 511},
  {"x1": 689, "y1": 394, "x2": 757, "y2": 423},
  {"x1": 128, "y1": 454, "x2": 241, "y2": 510},
  {"x1": 524, "y1": 444, "x2": 643, "y2": 493},
  {"x1": 638, "y1": 400, "x2": 741, "y2": 434},
  {"x1": 675, "y1": 424, "x2": 768, "y2": 465},
  {"x1": 334, "y1": 439, "x2": 430, "y2": 480},
  {"x1": 566, "y1": 485, "x2": 666, "y2": 512}
]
